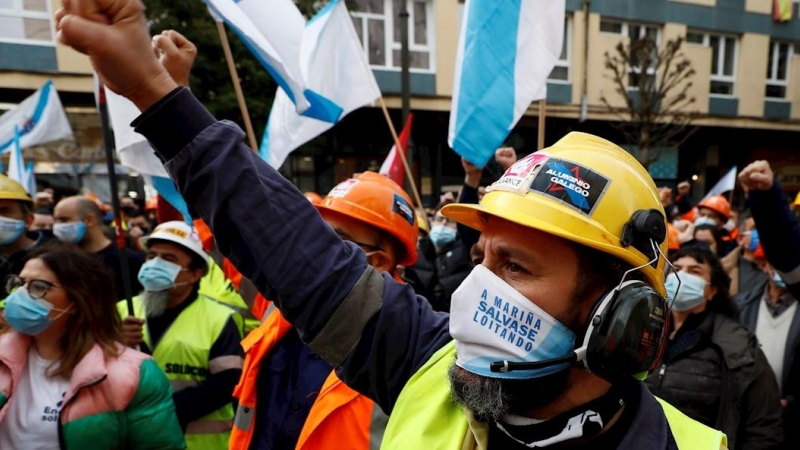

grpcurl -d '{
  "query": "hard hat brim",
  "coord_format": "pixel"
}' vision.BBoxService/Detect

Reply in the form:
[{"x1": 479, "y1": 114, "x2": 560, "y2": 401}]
[
  {"x1": 140, "y1": 235, "x2": 209, "y2": 272},
  {"x1": 441, "y1": 198, "x2": 667, "y2": 297}
]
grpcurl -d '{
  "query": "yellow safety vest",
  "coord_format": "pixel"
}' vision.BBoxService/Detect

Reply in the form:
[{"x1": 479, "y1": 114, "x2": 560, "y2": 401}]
[
  {"x1": 199, "y1": 258, "x2": 259, "y2": 335},
  {"x1": 381, "y1": 340, "x2": 727, "y2": 450},
  {"x1": 117, "y1": 295, "x2": 243, "y2": 450}
]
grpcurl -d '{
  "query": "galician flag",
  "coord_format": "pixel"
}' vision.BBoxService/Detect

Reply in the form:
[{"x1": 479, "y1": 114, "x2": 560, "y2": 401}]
[{"x1": 0, "y1": 80, "x2": 73, "y2": 154}]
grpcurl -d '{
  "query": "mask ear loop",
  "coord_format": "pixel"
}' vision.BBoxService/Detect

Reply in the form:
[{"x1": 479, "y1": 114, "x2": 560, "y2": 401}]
[{"x1": 652, "y1": 238, "x2": 680, "y2": 317}]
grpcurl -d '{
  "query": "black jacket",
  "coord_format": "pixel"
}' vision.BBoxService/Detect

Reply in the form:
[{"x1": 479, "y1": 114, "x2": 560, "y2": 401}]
[
  {"x1": 645, "y1": 311, "x2": 784, "y2": 450},
  {"x1": 404, "y1": 238, "x2": 472, "y2": 312},
  {"x1": 736, "y1": 283, "x2": 800, "y2": 449}
]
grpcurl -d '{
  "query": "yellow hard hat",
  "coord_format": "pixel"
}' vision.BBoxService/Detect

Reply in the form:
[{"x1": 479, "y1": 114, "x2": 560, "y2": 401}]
[
  {"x1": 442, "y1": 132, "x2": 667, "y2": 295},
  {"x1": 793, "y1": 192, "x2": 800, "y2": 207},
  {"x1": 0, "y1": 175, "x2": 32, "y2": 204}
]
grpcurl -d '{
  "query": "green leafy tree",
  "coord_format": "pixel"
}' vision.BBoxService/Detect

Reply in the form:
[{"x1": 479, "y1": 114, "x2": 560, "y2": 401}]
[{"x1": 142, "y1": 0, "x2": 323, "y2": 139}]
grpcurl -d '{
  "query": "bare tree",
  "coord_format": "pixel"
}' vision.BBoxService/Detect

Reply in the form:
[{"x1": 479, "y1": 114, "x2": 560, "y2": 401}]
[{"x1": 601, "y1": 36, "x2": 698, "y2": 168}]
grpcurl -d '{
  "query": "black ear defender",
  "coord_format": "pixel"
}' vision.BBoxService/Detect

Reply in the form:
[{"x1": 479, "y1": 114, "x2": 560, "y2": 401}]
[{"x1": 621, "y1": 209, "x2": 667, "y2": 267}]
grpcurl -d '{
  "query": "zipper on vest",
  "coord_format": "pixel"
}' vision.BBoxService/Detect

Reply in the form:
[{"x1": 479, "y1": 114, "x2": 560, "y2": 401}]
[
  {"x1": 57, "y1": 374, "x2": 108, "y2": 450},
  {"x1": 656, "y1": 364, "x2": 668, "y2": 394}
]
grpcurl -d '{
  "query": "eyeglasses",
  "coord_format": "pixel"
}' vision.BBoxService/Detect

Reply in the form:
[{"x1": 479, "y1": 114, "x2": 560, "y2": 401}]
[
  {"x1": 6, "y1": 275, "x2": 62, "y2": 300},
  {"x1": 335, "y1": 233, "x2": 383, "y2": 254}
]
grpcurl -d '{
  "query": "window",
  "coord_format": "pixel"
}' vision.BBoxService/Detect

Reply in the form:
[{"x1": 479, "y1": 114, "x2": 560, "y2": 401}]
[
  {"x1": 351, "y1": 0, "x2": 435, "y2": 72},
  {"x1": 548, "y1": 17, "x2": 571, "y2": 82},
  {"x1": 600, "y1": 20, "x2": 661, "y2": 89},
  {"x1": 766, "y1": 40, "x2": 793, "y2": 99},
  {"x1": 688, "y1": 31, "x2": 738, "y2": 96},
  {"x1": 0, "y1": 0, "x2": 53, "y2": 44}
]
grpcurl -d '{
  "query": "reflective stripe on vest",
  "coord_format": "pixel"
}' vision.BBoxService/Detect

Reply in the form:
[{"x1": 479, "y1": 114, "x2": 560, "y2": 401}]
[
  {"x1": 117, "y1": 296, "x2": 241, "y2": 450},
  {"x1": 230, "y1": 308, "x2": 384, "y2": 450},
  {"x1": 381, "y1": 340, "x2": 727, "y2": 450}
]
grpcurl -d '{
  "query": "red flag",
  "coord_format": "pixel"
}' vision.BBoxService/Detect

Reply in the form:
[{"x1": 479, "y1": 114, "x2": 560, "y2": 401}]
[{"x1": 379, "y1": 113, "x2": 414, "y2": 186}]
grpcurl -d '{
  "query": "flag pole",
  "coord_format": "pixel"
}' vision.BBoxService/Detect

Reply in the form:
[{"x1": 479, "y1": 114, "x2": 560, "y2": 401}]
[
  {"x1": 216, "y1": 21, "x2": 259, "y2": 153},
  {"x1": 377, "y1": 97, "x2": 425, "y2": 211},
  {"x1": 97, "y1": 84, "x2": 135, "y2": 317},
  {"x1": 537, "y1": 99, "x2": 547, "y2": 150}
]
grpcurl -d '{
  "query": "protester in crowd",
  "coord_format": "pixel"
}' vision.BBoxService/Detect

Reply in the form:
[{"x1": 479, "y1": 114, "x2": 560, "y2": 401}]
[
  {"x1": 30, "y1": 208, "x2": 55, "y2": 232},
  {"x1": 736, "y1": 160, "x2": 800, "y2": 449},
  {"x1": 722, "y1": 212, "x2": 768, "y2": 296},
  {"x1": 695, "y1": 195, "x2": 737, "y2": 256},
  {"x1": 60, "y1": 8, "x2": 728, "y2": 449},
  {"x1": 0, "y1": 176, "x2": 53, "y2": 298},
  {"x1": 119, "y1": 221, "x2": 243, "y2": 449},
  {"x1": 53, "y1": 196, "x2": 144, "y2": 301},
  {"x1": 218, "y1": 172, "x2": 419, "y2": 450},
  {"x1": 692, "y1": 223, "x2": 724, "y2": 256},
  {"x1": 645, "y1": 246, "x2": 783, "y2": 450},
  {"x1": 0, "y1": 245, "x2": 185, "y2": 449}
]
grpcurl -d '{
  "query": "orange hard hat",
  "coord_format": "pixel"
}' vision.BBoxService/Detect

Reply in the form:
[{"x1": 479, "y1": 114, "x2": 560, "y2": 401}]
[
  {"x1": 698, "y1": 195, "x2": 731, "y2": 221},
  {"x1": 667, "y1": 223, "x2": 680, "y2": 251},
  {"x1": 304, "y1": 192, "x2": 323, "y2": 205},
  {"x1": 317, "y1": 172, "x2": 418, "y2": 266},
  {"x1": 84, "y1": 193, "x2": 110, "y2": 213}
]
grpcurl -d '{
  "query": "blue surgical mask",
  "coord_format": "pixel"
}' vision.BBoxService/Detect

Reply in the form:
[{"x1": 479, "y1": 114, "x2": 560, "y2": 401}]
[
  {"x1": 773, "y1": 272, "x2": 787, "y2": 290},
  {"x1": 4, "y1": 287, "x2": 72, "y2": 336},
  {"x1": 665, "y1": 271, "x2": 708, "y2": 312},
  {"x1": 746, "y1": 230, "x2": 760, "y2": 253},
  {"x1": 138, "y1": 257, "x2": 184, "y2": 292},
  {"x1": 694, "y1": 216, "x2": 718, "y2": 228},
  {"x1": 53, "y1": 221, "x2": 87, "y2": 245},
  {"x1": 0, "y1": 216, "x2": 25, "y2": 246},
  {"x1": 450, "y1": 265, "x2": 576, "y2": 380},
  {"x1": 429, "y1": 225, "x2": 457, "y2": 248}
]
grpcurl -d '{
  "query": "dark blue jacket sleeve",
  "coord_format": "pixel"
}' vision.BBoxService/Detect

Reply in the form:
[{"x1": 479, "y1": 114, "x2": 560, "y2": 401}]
[
  {"x1": 747, "y1": 181, "x2": 800, "y2": 299},
  {"x1": 133, "y1": 88, "x2": 451, "y2": 412}
]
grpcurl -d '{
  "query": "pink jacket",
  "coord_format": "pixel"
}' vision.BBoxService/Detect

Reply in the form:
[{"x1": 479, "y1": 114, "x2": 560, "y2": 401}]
[{"x1": 0, "y1": 331, "x2": 186, "y2": 449}]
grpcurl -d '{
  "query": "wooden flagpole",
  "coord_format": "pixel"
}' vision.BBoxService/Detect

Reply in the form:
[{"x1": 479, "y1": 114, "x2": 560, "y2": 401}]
[
  {"x1": 216, "y1": 21, "x2": 259, "y2": 153},
  {"x1": 377, "y1": 97, "x2": 425, "y2": 211},
  {"x1": 537, "y1": 99, "x2": 547, "y2": 150}
]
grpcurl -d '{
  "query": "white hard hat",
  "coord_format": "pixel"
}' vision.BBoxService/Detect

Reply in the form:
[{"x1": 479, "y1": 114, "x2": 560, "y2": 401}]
[{"x1": 141, "y1": 221, "x2": 208, "y2": 272}]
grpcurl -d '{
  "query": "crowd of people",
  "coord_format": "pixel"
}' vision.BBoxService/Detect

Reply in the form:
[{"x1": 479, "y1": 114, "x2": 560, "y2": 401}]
[{"x1": 0, "y1": 0, "x2": 799, "y2": 448}]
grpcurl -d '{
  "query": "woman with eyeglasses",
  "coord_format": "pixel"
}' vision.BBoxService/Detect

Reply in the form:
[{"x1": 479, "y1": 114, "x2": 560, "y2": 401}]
[
  {"x1": 644, "y1": 246, "x2": 783, "y2": 450},
  {"x1": 0, "y1": 244, "x2": 186, "y2": 449}
]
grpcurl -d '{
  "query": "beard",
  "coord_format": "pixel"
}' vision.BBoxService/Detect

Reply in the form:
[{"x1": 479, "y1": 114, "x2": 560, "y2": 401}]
[
  {"x1": 448, "y1": 363, "x2": 570, "y2": 422},
  {"x1": 141, "y1": 289, "x2": 171, "y2": 318}
]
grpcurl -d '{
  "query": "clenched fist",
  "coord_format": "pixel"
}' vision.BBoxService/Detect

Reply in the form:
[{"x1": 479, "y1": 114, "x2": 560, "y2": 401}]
[
  {"x1": 56, "y1": 0, "x2": 178, "y2": 111},
  {"x1": 738, "y1": 161, "x2": 774, "y2": 193},
  {"x1": 153, "y1": 30, "x2": 197, "y2": 88}
]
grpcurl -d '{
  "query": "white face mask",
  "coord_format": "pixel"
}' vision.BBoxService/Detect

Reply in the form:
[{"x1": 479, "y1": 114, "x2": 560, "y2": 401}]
[
  {"x1": 694, "y1": 216, "x2": 718, "y2": 228},
  {"x1": 449, "y1": 265, "x2": 576, "y2": 380}
]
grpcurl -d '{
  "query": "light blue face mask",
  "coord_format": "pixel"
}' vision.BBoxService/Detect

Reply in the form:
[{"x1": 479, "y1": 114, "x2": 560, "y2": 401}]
[
  {"x1": 138, "y1": 257, "x2": 185, "y2": 292},
  {"x1": 0, "y1": 216, "x2": 25, "y2": 246},
  {"x1": 746, "y1": 230, "x2": 760, "y2": 253},
  {"x1": 429, "y1": 225, "x2": 457, "y2": 248},
  {"x1": 665, "y1": 271, "x2": 708, "y2": 312},
  {"x1": 53, "y1": 221, "x2": 87, "y2": 245},
  {"x1": 773, "y1": 272, "x2": 787, "y2": 290},
  {"x1": 4, "y1": 287, "x2": 72, "y2": 336},
  {"x1": 694, "y1": 216, "x2": 718, "y2": 228}
]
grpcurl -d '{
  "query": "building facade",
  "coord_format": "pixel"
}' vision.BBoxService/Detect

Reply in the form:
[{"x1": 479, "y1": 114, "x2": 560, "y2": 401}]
[{"x1": 284, "y1": 0, "x2": 800, "y2": 204}]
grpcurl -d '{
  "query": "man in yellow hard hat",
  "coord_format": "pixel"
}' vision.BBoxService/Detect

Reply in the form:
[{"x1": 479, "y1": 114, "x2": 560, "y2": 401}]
[
  {"x1": 0, "y1": 175, "x2": 51, "y2": 298},
  {"x1": 60, "y1": 5, "x2": 727, "y2": 448}
]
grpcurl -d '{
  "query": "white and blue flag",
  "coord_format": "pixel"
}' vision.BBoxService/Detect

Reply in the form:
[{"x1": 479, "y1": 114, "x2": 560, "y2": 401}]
[
  {"x1": 205, "y1": 0, "x2": 343, "y2": 123},
  {"x1": 261, "y1": 0, "x2": 381, "y2": 169},
  {"x1": 448, "y1": 0, "x2": 565, "y2": 167},
  {"x1": 0, "y1": 80, "x2": 73, "y2": 155}
]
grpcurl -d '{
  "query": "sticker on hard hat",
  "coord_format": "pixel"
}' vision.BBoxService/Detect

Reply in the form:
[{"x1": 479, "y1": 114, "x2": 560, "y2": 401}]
[
  {"x1": 528, "y1": 158, "x2": 609, "y2": 216},
  {"x1": 328, "y1": 179, "x2": 359, "y2": 198},
  {"x1": 160, "y1": 228, "x2": 189, "y2": 238},
  {"x1": 392, "y1": 194, "x2": 415, "y2": 226},
  {"x1": 488, "y1": 153, "x2": 549, "y2": 195}
]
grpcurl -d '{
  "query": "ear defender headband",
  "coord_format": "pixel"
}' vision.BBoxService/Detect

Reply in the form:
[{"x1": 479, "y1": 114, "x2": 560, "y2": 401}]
[{"x1": 489, "y1": 209, "x2": 670, "y2": 382}]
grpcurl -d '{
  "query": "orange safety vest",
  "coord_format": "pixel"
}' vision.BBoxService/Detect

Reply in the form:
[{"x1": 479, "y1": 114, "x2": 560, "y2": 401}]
[{"x1": 229, "y1": 308, "x2": 385, "y2": 450}]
